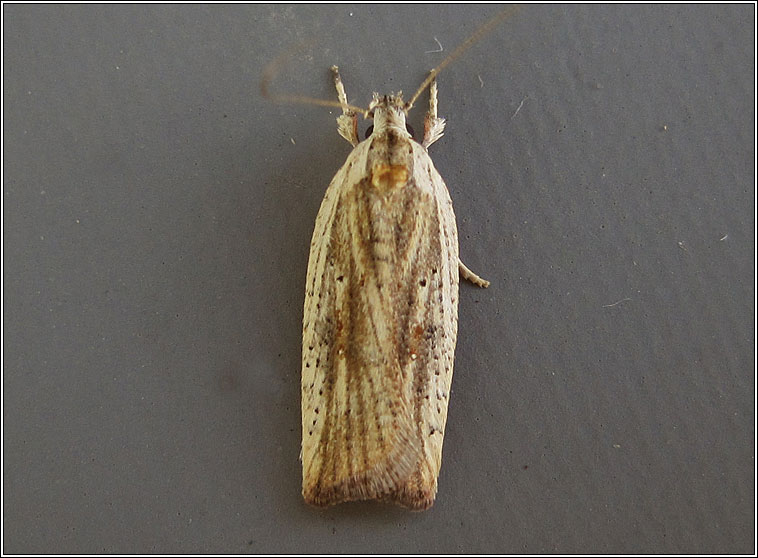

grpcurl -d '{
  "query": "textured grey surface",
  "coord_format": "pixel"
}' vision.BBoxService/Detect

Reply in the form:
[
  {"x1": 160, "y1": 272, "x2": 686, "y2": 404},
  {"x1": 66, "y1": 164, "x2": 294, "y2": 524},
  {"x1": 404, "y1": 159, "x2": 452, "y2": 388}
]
[{"x1": 3, "y1": 4, "x2": 754, "y2": 554}]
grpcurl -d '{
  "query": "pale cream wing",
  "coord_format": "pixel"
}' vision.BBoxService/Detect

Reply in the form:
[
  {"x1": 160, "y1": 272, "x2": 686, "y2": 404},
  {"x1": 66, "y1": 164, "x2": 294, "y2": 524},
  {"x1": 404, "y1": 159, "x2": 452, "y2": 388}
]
[
  {"x1": 386, "y1": 143, "x2": 460, "y2": 509},
  {"x1": 301, "y1": 143, "x2": 420, "y2": 507}
]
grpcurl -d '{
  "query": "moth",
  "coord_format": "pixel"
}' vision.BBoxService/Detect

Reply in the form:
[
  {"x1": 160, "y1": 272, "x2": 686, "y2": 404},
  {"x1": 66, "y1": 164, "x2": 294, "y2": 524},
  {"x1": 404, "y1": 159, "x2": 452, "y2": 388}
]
[{"x1": 264, "y1": 8, "x2": 515, "y2": 510}]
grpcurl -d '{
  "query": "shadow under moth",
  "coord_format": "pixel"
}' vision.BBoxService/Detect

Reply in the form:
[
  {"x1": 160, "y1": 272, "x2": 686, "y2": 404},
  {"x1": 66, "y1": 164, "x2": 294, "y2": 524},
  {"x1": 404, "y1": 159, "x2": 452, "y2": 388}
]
[{"x1": 264, "y1": 7, "x2": 517, "y2": 510}]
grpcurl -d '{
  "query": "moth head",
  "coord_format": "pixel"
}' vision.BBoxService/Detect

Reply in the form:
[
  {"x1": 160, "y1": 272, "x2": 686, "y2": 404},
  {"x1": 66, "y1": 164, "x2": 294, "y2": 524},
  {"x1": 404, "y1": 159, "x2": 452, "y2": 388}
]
[
  {"x1": 364, "y1": 92, "x2": 415, "y2": 140},
  {"x1": 367, "y1": 92, "x2": 407, "y2": 115}
]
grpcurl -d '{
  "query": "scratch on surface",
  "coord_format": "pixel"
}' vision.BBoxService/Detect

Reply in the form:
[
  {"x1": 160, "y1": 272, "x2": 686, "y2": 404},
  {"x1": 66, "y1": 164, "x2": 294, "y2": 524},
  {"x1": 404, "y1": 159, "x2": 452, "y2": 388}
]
[
  {"x1": 602, "y1": 298, "x2": 632, "y2": 308},
  {"x1": 510, "y1": 96, "x2": 527, "y2": 120},
  {"x1": 425, "y1": 37, "x2": 444, "y2": 54}
]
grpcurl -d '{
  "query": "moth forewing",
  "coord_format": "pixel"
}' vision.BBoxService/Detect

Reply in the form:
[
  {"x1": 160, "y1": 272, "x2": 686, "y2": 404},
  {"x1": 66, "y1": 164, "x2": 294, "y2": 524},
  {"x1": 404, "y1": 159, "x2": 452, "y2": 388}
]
[{"x1": 301, "y1": 136, "x2": 422, "y2": 507}]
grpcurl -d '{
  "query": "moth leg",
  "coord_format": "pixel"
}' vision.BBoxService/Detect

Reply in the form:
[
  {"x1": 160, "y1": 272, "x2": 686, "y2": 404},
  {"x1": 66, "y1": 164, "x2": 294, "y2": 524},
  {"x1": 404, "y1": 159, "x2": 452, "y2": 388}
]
[
  {"x1": 423, "y1": 75, "x2": 446, "y2": 149},
  {"x1": 459, "y1": 259, "x2": 490, "y2": 288},
  {"x1": 330, "y1": 65, "x2": 359, "y2": 146}
]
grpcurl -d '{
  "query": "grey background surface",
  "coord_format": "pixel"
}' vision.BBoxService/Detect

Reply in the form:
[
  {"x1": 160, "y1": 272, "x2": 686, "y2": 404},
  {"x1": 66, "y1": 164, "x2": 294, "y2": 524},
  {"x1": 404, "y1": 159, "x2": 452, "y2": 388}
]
[{"x1": 3, "y1": 4, "x2": 754, "y2": 554}]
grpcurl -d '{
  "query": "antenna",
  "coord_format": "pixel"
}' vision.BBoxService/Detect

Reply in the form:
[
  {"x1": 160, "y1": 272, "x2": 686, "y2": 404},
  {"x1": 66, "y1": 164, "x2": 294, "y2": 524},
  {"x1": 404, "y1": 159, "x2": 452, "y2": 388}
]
[
  {"x1": 261, "y1": 41, "x2": 369, "y2": 117},
  {"x1": 405, "y1": 5, "x2": 521, "y2": 111},
  {"x1": 261, "y1": 6, "x2": 521, "y2": 117}
]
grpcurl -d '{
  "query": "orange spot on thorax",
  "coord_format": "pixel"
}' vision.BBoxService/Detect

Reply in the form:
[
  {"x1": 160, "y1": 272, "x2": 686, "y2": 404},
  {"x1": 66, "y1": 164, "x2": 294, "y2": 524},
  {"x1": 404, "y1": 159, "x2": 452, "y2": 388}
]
[{"x1": 371, "y1": 164, "x2": 408, "y2": 192}]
